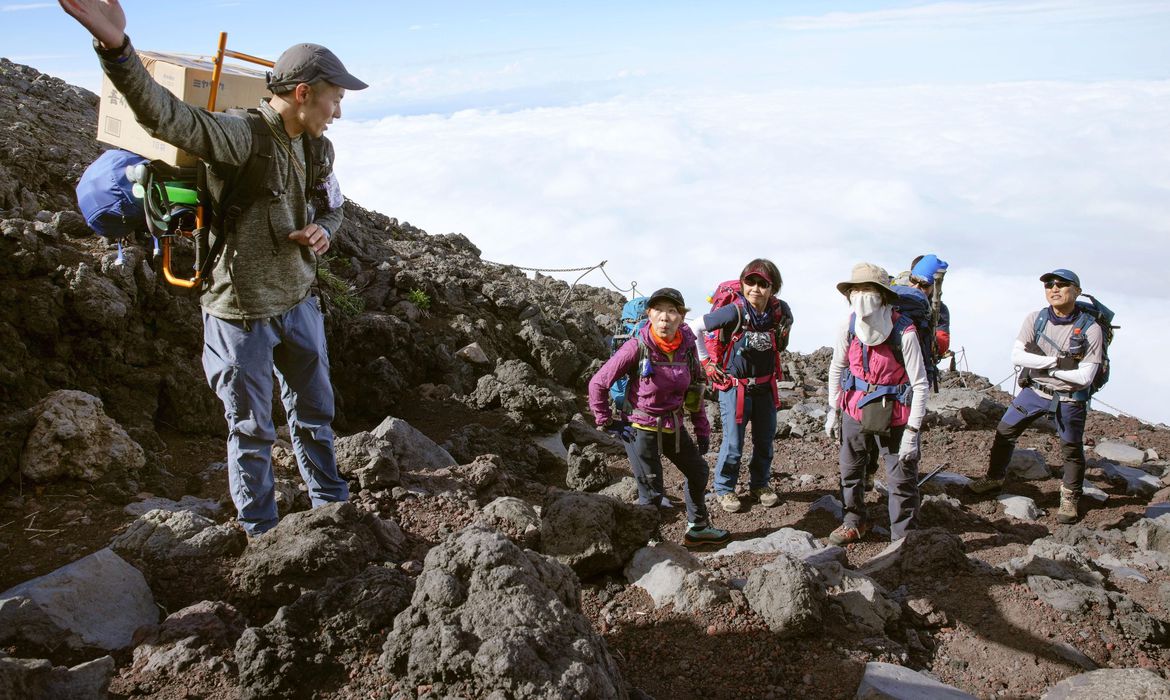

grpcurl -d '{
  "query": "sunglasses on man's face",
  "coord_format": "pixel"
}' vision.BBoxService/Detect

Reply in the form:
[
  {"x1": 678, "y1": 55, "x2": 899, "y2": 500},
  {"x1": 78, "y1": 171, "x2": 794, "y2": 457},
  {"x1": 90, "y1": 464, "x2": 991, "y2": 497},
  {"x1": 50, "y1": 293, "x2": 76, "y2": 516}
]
[{"x1": 1043, "y1": 280, "x2": 1072, "y2": 289}]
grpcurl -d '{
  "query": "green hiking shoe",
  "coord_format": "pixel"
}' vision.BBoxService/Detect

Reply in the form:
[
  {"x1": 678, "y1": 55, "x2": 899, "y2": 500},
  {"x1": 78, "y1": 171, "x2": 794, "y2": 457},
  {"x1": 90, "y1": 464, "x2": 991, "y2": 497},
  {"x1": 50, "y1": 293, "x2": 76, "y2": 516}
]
[
  {"x1": 684, "y1": 523, "x2": 731, "y2": 548},
  {"x1": 1057, "y1": 486, "x2": 1081, "y2": 524},
  {"x1": 968, "y1": 477, "x2": 1004, "y2": 496}
]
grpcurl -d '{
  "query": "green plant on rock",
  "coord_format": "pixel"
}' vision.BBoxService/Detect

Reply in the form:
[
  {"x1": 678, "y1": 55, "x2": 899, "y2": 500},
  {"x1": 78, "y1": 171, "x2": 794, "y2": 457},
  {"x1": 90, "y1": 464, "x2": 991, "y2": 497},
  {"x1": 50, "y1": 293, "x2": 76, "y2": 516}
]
[
  {"x1": 316, "y1": 260, "x2": 365, "y2": 318},
  {"x1": 408, "y1": 288, "x2": 431, "y2": 310}
]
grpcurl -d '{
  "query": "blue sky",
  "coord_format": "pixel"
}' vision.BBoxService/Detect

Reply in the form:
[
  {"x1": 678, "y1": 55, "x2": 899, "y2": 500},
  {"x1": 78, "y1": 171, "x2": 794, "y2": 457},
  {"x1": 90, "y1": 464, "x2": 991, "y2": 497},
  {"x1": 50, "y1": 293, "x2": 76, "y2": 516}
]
[{"x1": 6, "y1": 1, "x2": 1170, "y2": 424}]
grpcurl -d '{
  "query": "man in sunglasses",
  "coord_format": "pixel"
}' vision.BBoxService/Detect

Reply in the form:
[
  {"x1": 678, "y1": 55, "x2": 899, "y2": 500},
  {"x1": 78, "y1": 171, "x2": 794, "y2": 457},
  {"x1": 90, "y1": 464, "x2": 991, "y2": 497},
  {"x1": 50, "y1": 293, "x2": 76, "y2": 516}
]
[{"x1": 968, "y1": 269, "x2": 1103, "y2": 524}]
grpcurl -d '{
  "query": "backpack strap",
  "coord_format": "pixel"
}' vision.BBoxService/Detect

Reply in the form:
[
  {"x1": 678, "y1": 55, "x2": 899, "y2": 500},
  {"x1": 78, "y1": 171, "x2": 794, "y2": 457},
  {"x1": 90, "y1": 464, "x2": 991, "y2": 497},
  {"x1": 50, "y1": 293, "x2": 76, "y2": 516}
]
[{"x1": 198, "y1": 109, "x2": 275, "y2": 284}]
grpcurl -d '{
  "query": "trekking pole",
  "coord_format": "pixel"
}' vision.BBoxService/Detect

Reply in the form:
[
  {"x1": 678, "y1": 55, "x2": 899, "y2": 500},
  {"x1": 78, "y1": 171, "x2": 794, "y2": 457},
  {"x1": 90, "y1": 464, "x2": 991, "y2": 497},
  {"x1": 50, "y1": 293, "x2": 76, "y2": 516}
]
[{"x1": 917, "y1": 462, "x2": 948, "y2": 488}]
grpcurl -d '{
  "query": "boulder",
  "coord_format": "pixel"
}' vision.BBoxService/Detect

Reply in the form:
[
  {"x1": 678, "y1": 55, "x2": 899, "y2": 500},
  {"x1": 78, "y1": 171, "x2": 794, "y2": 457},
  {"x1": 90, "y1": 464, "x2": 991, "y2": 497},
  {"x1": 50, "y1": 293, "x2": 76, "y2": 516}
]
[
  {"x1": 828, "y1": 571, "x2": 900, "y2": 635},
  {"x1": 1093, "y1": 441, "x2": 1146, "y2": 467},
  {"x1": 371, "y1": 416, "x2": 455, "y2": 471},
  {"x1": 1007, "y1": 449, "x2": 1050, "y2": 480},
  {"x1": 129, "y1": 600, "x2": 244, "y2": 679},
  {"x1": 19, "y1": 389, "x2": 145, "y2": 482},
  {"x1": 1124, "y1": 514, "x2": 1170, "y2": 555},
  {"x1": 110, "y1": 509, "x2": 245, "y2": 567},
  {"x1": 231, "y1": 502, "x2": 404, "y2": 606},
  {"x1": 236, "y1": 565, "x2": 413, "y2": 700},
  {"x1": 0, "y1": 653, "x2": 115, "y2": 700},
  {"x1": 123, "y1": 495, "x2": 221, "y2": 518},
  {"x1": 861, "y1": 529, "x2": 971, "y2": 579},
  {"x1": 704, "y1": 527, "x2": 827, "y2": 560},
  {"x1": 743, "y1": 554, "x2": 826, "y2": 638},
  {"x1": 625, "y1": 543, "x2": 729, "y2": 612},
  {"x1": 997, "y1": 494, "x2": 1044, "y2": 521},
  {"x1": 599, "y1": 477, "x2": 639, "y2": 504},
  {"x1": 566, "y1": 443, "x2": 610, "y2": 492},
  {"x1": 1099, "y1": 462, "x2": 1161, "y2": 497},
  {"x1": 1040, "y1": 668, "x2": 1170, "y2": 699},
  {"x1": 333, "y1": 431, "x2": 400, "y2": 490},
  {"x1": 473, "y1": 496, "x2": 541, "y2": 548},
  {"x1": 540, "y1": 491, "x2": 658, "y2": 578},
  {"x1": 856, "y1": 661, "x2": 976, "y2": 699},
  {"x1": 0, "y1": 548, "x2": 156, "y2": 651},
  {"x1": 381, "y1": 527, "x2": 626, "y2": 699},
  {"x1": 468, "y1": 359, "x2": 577, "y2": 432}
]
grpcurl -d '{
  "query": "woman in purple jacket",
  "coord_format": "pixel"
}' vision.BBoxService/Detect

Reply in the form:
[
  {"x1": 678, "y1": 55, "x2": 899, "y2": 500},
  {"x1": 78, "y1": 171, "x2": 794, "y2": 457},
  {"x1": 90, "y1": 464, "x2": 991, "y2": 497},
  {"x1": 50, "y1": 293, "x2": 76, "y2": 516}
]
[{"x1": 588, "y1": 288, "x2": 730, "y2": 548}]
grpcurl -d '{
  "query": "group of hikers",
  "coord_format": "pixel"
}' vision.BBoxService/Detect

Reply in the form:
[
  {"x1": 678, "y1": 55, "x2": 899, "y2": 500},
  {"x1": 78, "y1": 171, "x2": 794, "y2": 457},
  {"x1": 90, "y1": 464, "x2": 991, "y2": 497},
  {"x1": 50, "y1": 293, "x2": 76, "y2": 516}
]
[
  {"x1": 587, "y1": 259, "x2": 1105, "y2": 549},
  {"x1": 60, "y1": 2, "x2": 1107, "y2": 544}
]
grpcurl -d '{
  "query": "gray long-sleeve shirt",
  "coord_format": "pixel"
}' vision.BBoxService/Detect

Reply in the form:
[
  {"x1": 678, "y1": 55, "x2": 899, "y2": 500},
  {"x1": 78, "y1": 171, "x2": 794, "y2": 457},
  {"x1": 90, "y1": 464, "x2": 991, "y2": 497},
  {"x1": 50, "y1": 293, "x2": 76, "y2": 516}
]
[{"x1": 98, "y1": 40, "x2": 344, "y2": 320}]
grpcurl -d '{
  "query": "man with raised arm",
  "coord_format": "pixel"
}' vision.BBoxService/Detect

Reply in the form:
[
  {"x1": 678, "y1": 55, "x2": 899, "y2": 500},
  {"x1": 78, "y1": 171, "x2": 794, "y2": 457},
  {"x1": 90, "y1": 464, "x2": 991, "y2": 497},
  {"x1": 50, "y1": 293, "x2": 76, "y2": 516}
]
[{"x1": 60, "y1": 0, "x2": 367, "y2": 534}]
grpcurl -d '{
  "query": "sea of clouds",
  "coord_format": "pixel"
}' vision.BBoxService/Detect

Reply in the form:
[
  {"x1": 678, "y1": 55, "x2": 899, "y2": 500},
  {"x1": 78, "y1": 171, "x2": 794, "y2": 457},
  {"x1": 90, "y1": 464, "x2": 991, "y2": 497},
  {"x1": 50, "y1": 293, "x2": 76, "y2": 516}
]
[{"x1": 329, "y1": 79, "x2": 1170, "y2": 424}]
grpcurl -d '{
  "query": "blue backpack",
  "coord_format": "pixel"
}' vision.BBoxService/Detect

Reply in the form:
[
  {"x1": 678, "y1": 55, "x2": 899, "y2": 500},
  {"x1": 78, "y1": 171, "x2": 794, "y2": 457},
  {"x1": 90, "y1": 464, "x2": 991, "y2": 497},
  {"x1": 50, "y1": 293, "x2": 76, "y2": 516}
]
[
  {"x1": 608, "y1": 297, "x2": 649, "y2": 411},
  {"x1": 890, "y1": 284, "x2": 939, "y2": 390},
  {"x1": 1032, "y1": 294, "x2": 1116, "y2": 400},
  {"x1": 75, "y1": 149, "x2": 149, "y2": 240}
]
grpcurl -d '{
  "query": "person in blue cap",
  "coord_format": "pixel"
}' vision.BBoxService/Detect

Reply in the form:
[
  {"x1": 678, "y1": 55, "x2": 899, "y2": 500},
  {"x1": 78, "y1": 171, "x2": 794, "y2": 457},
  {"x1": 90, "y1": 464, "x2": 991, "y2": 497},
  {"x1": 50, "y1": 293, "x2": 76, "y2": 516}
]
[
  {"x1": 898, "y1": 254, "x2": 952, "y2": 358},
  {"x1": 968, "y1": 269, "x2": 1104, "y2": 524}
]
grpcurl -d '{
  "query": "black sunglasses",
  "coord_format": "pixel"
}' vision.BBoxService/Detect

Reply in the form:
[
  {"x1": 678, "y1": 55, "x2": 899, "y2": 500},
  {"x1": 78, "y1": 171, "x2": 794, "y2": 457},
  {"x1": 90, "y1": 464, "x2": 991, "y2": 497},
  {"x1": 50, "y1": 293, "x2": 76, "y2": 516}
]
[{"x1": 1043, "y1": 280, "x2": 1072, "y2": 289}]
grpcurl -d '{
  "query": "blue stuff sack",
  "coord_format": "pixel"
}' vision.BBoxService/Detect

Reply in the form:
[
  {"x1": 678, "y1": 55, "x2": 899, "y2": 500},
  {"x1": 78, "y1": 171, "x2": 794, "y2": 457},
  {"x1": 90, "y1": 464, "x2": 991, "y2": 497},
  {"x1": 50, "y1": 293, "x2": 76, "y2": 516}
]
[{"x1": 75, "y1": 149, "x2": 148, "y2": 240}]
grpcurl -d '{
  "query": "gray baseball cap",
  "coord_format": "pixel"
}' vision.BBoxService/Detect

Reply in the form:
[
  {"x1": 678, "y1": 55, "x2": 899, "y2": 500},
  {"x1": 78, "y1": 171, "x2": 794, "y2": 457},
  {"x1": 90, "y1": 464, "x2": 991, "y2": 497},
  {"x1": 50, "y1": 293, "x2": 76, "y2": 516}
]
[{"x1": 267, "y1": 43, "x2": 368, "y2": 93}]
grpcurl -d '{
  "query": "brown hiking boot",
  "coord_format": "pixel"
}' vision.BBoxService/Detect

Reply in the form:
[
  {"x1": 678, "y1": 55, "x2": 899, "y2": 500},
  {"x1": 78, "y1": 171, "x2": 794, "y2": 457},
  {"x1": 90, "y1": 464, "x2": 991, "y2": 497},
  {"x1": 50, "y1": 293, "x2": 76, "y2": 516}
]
[
  {"x1": 1057, "y1": 486, "x2": 1081, "y2": 524},
  {"x1": 968, "y1": 477, "x2": 1004, "y2": 496}
]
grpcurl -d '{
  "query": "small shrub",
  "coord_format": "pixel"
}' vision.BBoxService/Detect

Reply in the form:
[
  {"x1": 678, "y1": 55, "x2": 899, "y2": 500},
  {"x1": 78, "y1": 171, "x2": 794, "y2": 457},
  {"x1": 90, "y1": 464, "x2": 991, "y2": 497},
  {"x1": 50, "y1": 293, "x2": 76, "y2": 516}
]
[{"x1": 407, "y1": 288, "x2": 431, "y2": 310}]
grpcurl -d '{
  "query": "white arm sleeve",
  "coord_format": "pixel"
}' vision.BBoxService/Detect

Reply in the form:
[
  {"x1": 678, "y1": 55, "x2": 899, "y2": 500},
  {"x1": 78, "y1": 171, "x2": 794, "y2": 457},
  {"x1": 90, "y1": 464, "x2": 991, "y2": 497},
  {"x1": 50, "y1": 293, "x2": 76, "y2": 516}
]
[
  {"x1": 1011, "y1": 339, "x2": 1058, "y2": 370},
  {"x1": 826, "y1": 320, "x2": 850, "y2": 411},
  {"x1": 1051, "y1": 362, "x2": 1099, "y2": 388},
  {"x1": 689, "y1": 318, "x2": 710, "y2": 361},
  {"x1": 900, "y1": 330, "x2": 929, "y2": 430}
]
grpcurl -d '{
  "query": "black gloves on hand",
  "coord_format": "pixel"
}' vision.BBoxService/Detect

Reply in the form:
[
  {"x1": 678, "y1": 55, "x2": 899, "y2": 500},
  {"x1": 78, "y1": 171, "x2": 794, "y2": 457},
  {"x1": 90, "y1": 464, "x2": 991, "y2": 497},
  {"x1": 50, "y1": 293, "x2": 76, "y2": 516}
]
[
  {"x1": 697, "y1": 436, "x2": 710, "y2": 454},
  {"x1": 1055, "y1": 356, "x2": 1079, "y2": 370}
]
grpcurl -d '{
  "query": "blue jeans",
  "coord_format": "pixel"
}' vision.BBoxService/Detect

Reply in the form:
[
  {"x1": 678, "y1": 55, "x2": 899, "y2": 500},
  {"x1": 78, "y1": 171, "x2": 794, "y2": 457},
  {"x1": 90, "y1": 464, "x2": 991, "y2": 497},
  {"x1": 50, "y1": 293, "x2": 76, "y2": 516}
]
[
  {"x1": 714, "y1": 387, "x2": 776, "y2": 495},
  {"x1": 624, "y1": 428, "x2": 712, "y2": 527},
  {"x1": 985, "y1": 387, "x2": 1087, "y2": 493},
  {"x1": 202, "y1": 296, "x2": 349, "y2": 535}
]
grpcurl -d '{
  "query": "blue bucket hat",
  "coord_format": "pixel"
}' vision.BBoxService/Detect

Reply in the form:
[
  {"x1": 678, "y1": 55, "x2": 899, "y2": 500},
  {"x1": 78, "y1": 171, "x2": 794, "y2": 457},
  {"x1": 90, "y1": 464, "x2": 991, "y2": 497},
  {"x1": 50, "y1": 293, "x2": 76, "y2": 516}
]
[{"x1": 1040, "y1": 268, "x2": 1080, "y2": 287}]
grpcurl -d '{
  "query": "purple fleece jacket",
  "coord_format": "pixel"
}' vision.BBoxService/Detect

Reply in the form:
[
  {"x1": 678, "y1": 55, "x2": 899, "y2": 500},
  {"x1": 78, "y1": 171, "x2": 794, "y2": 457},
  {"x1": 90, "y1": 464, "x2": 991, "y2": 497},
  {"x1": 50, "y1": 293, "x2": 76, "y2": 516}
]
[{"x1": 588, "y1": 324, "x2": 711, "y2": 439}]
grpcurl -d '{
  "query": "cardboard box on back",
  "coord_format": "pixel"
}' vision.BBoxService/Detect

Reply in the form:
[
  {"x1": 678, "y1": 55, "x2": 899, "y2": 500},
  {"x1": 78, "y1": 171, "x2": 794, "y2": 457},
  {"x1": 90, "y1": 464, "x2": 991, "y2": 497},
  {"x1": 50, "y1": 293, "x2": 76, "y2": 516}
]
[{"x1": 97, "y1": 50, "x2": 270, "y2": 167}]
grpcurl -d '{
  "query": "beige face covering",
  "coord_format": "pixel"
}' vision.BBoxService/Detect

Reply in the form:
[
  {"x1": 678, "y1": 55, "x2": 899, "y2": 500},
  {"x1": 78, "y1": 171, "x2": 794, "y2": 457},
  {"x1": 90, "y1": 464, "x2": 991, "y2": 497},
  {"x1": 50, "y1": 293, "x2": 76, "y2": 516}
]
[{"x1": 850, "y1": 290, "x2": 893, "y2": 346}]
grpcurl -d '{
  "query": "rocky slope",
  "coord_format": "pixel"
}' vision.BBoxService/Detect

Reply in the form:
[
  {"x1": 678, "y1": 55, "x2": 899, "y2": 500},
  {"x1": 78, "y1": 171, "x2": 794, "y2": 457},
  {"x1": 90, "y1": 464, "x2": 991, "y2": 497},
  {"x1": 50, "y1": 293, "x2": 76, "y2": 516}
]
[{"x1": 2, "y1": 57, "x2": 1169, "y2": 700}]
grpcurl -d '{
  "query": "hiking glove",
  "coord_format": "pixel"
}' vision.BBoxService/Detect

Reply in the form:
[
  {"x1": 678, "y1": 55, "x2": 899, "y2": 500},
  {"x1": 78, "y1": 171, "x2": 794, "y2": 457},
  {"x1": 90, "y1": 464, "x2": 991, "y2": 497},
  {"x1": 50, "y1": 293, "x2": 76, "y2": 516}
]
[
  {"x1": 1023, "y1": 340, "x2": 1045, "y2": 355},
  {"x1": 702, "y1": 358, "x2": 729, "y2": 386},
  {"x1": 824, "y1": 410, "x2": 840, "y2": 441},
  {"x1": 604, "y1": 419, "x2": 636, "y2": 444},
  {"x1": 898, "y1": 429, "x2": 921, "y2": 463},
  {"x1": 697, "y1": 436, "x2": 711, "y2": 454},
  {"x1": 1055, "y1": 356, "x2": 1079, "y2": 370}
]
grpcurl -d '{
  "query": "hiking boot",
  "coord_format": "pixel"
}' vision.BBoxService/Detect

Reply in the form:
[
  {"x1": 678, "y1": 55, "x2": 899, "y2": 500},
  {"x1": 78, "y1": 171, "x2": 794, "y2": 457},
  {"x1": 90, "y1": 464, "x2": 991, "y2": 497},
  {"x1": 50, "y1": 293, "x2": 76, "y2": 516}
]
[
  {"x1": 656, "y1": 495, "x2": 675, "y2": 509},
  {"x1": 719, "y1": 493, "x2": 743, "y2": 513},
  {"x1": 683, "y1": 523, "x2": 731, "y2": 548},
  {"x1": 968, "y1": 477, "x2": 1004, "y2": 496},
  {"x1": 828, "y1": 522, "x2": 870, "y2": 546},
  {"x1": 751, "y1": 486, "x2": 780, "y2": 508},
  {"x1": 1057, "y1": 486, "x2": 1081, "y2": 524},
  {"x1": 864, "y1": 471, "x2": 875, "y2": 493}
]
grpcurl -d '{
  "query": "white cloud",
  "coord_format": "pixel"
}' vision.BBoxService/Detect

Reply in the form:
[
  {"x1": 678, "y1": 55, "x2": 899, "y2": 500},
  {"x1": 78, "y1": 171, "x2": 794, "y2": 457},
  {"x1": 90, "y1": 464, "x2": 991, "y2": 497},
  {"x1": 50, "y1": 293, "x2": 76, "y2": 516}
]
[
  {"x1": 329, "y1": 80, "x2": 1170, "y2": 424},
  {"x1": 2, "y1": 3, "x2": 54, "y2": 11},
  {"x1": 771, "y1": 0, "x2": 1170, "y2": 32}
]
